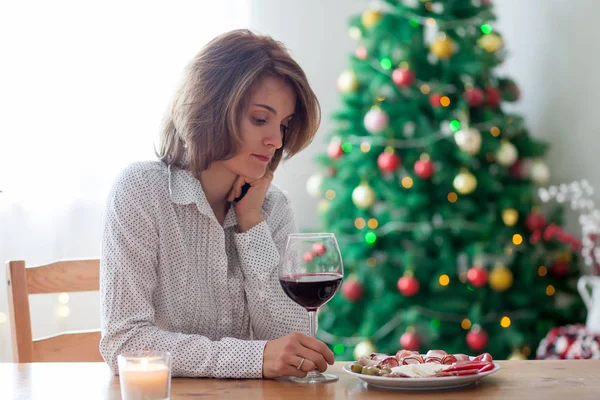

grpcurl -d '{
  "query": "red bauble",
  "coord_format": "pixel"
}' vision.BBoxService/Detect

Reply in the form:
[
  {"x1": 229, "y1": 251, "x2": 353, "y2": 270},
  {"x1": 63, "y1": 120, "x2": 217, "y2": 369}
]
[
  {"x1": 392, "y1": 68, "x2": 415, "y2": 87},
  {"x1": 342, "y1": 279, "x2": 364, "y2": 302},
  {"x1": 326, "y1": 166, "x2": 337, "y2": 177},
  {"x1": 414, "y1": 159, "x2": 434, "y2": 179},
  {"x1": 466, "y1": 328, "x2": 489, "y2": 351},
  {"x1": 378, "y1": 152, "x2": 401, "y2": 172},
  {"x1": 398, "y1": 276, "x2": 420, "y2": 296},
  {"x1": 429, "y1": 94, "x2": 442, "y2": 107},
  {"x1": 467, "y1": 267, "x2": 488, "y2": 287},
  {"x1": 328, "y1": 142, "x2": 343, "y2": 159},
  {"x1": 312, "y1": 243, "x2": 326, "y2": 255},
  {"x1": 551, "y1": 261, "x2": 569, "y2": 277},
  {"x1": 303, "y1": 252, "x2": 314, "y2": 262},
  {"x1": 464, "y1": 88, "x2": 484, "y2": 107},
  {"x1": 509, "y1": 159, "x2": 525, "y2": 178},
  {"x1": 400, "y1": 331, "x2": 420, "y2": 351},
  {"x1": 485, "y1": 87, "x2": 502, "y2": 107},
  {"x1": 526, "y1": 212, "x2": 547, "y2": 232}
]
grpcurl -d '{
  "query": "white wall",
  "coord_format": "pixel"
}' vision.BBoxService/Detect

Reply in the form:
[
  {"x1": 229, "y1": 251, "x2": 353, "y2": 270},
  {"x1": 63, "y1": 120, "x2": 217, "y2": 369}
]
[{"x1": 253, "y1": 0, "x2": 600, "y2": 235}]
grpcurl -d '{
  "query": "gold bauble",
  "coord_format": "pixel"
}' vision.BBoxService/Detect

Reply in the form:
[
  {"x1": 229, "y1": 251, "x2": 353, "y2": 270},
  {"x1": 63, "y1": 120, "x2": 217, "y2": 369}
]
[
  {"x1": 361, "y1": 10, "x2": 382, "y2": 28},
  {"x1": 502, "y1": 208, "x2": 519, "y2": 227},
  {"x1": 453, "y1": 170, "x2": 477, "y2": 195},
  {"x1": 478, "y1": 33, "x2": 504, "y2": 53},
  {"x1": 430, "y1": 37, "x2": 455, "y2": 59},
  {"x1": 337, "y1": 70, "x2": 359, "y2": 93},
  {"x1": 489, "y1": 265, "x2": 514, "y2": 292},
  {"x1": 508, "y1": 349, "x2": 527, "y2": 360},
  {"x1": 353, "y1": 340, "x2": 376, "y2": 359}
]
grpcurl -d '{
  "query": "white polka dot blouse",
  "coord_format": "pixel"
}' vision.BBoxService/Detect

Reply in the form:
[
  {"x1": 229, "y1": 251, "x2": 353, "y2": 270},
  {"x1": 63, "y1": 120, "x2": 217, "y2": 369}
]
[{"x1": 100, "y1": 161, "x2": 309, "y2": 378}]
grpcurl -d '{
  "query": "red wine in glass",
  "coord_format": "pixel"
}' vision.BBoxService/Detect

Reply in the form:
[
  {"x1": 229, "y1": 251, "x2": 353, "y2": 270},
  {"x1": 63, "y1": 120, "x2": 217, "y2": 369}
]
[
  {"x1": 279, "y1": 273, "x2": 342, "y2": 312},
  {"x1": 279, "y1": 233, "x2": 344, "y2": 384}
]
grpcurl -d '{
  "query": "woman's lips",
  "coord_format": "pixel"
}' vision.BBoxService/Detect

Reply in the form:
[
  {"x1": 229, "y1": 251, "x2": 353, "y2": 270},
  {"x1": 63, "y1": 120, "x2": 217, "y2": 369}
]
[{"x1": 253, "y1": 154, "x2": 271, "y2": 163}]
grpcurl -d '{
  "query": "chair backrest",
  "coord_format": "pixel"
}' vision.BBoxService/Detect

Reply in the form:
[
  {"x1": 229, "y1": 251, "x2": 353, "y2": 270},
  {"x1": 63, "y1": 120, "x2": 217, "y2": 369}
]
[{"x1": 6, "y1": 259, "x2": 103, "y2": 362}]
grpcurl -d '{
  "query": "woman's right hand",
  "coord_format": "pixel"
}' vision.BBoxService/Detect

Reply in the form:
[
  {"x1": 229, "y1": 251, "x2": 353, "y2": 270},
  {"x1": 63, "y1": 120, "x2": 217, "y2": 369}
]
[{"x1": 262, "y1": 332, "x2": 335, "y2": 378}]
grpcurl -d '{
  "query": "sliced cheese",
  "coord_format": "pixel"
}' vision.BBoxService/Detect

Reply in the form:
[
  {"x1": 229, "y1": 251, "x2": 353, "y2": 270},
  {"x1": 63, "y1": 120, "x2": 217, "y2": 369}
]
[{"x1": 390, "y1": 363, "x2": 452, "y2": 377}]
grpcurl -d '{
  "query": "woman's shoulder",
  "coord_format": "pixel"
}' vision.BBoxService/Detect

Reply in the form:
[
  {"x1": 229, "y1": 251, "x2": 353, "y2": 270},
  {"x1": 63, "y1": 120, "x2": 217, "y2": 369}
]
[
  {"x1": 109, "y1": 160, "x2": 168, "y2": 197},
  {"x1": 264, "y1": 182, "x2": 292, "y2": 213}
]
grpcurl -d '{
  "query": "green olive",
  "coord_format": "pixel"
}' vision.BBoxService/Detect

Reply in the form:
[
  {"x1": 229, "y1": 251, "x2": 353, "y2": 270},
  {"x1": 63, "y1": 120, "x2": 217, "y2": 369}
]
[
  {"x1": 361, "y1": 365, "x2": 370, "y2": 374},
  {"x1": 350, "y1": 362, "x2": 363, "y2": 373},
  {"x1": 366, "y1": 367, "x2": 380, "y2": 376},
  {"x1": 378, "y1": 370, "x2": 390, "y2": 377},
  {"x1": 383, "y1": 367, "x2": 392, "y2": 373}
]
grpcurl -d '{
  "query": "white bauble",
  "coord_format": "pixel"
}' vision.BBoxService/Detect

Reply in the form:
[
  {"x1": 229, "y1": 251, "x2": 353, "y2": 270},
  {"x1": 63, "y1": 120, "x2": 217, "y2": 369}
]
[
  {"x1": 352, "y1": 182, "x2": 376, "y2": 209},
  {"x1": 496, "y1": 141, "x2": 518, "y2": 166},
  {"x1": 364, "y1": 108, "x2": 389, "y2": 134},
  {"x1": 306, "y1": 174, "x2": 323, "y2": 198},
  {"x1": 529, "y1": 159, "x2": 550, "y2": 184},
  {"x1": 454, "y1": 128, "x2": 482, "y2": 155}
]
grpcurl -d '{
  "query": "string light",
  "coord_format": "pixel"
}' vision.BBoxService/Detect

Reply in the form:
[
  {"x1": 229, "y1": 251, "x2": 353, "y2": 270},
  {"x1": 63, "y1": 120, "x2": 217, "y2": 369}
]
[
  {"x1": 449, "y1": 120, "x2": 461, "y2": 132},
  {"x1": 439, "y1": 274, "x2": 450, "y2": 286},
  {"x1": 342, "y1": 142, "x2": 352, "y2": 153},
  {"x1": 480, "y1": 24, "x2": 493, "y2": 34},
  {"x1": 365, "y1": 232, "x2": 377, "y2": 244},
  {"x1": 538, "y1": 266, "x2": 548, "y2": 276},
  {"x1": 401, "y1": 177, "x2": 414, "y2": 189},
  {"x1": 546, "y1": 285, "x2": 556, "y2": 296},
  {"x1": 367, "y1": 257, "x2": 377, "y2": 267},
  {"x1": 459, "y1": 271, "x2": 468, "y2": 283},
  {"x1": 368, "y1": 218, "x2": 379, "y2": 229},
  {"x1": 522, "y1": 346, "x2": 531, "y2": 356},
  {"x1": 440, "y1": 96, "x2": 451, "y2": 107},
  {"x1": 355, "y1": 218, "x2": 366, "y2": 229},
  {"x1": 380, "y1": 58, "x2": 392, "y2": 70},
  {"x1": 447, "y1": 192, "x2": 458, "y2": 203},
  {"x1": 341, "y1": 116, "x2": 521, "y2": 150},
  {"x1": 512, "y1": 234, "x2": 523, "y2": 245},
  {"x1": 360, "y1": 141, "x2": 371, "y2": 152},
  {"x1": 490, "y1": 126, "x2": 500, "y2": 136},
  {"x1": 538, "y1": 180, "x2": 600, "y2": 272},
  {"x1": 420, "y1": 84, "x2": 431, "y2": 94},
  {"x1": 325, "y1": 190, "x2": 336, "y2": 200},
  {"x1": 461, "y1": 319, "x2": 472, "y2": 330},
  {"x1": 333, "y1": 343, "x2": 345, "y2": 355},
  {"x1": 500, "y1": 316, "x2": 511, "y2": 328}
]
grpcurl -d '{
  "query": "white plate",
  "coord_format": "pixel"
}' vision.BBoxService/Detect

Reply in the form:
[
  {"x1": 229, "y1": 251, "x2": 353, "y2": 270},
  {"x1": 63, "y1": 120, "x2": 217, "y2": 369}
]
[{"x1": 343, "y1": 362, "x2": 500, "y2": 390}]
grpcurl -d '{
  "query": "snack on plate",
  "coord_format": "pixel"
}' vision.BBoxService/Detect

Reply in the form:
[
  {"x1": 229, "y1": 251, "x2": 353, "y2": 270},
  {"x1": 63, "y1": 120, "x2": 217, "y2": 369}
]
[{"x1": 349, "y1": 349, "x2": 495, "y2": 378}]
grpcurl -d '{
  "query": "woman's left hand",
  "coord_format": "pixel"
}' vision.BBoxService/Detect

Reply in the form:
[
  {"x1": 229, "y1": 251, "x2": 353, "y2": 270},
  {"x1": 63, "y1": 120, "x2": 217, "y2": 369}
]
[{"x1": 228, "y1": 169, "x2": 273, "y2": 232}]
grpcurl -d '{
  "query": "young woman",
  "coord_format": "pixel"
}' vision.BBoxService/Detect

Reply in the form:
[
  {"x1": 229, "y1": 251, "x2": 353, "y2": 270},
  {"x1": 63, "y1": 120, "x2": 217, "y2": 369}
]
[{"x1": 100, "y1": 29, "x2": 334, "y2": 379}]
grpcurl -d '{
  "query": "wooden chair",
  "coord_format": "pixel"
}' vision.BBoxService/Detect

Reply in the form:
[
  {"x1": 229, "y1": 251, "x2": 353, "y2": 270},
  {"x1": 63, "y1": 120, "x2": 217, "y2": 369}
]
[{"x1": 6, "y1": 259, "x2": 103, "y2": 362}]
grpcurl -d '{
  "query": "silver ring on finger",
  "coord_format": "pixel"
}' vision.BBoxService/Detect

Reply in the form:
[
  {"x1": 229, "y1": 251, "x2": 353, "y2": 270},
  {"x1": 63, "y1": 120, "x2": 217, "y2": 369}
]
[{"x1": 296, "y1": 357, "x2": 305, "y2": 370}]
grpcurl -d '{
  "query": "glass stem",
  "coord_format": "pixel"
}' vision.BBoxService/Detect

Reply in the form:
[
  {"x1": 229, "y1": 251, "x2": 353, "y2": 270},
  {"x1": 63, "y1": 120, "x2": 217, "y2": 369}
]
[
  {"x1": 308, "y1": 310, "x2": 317, "y2": 338},
  {"x1": 307, "y1": 310, "x2": 320, "y2": 376}
]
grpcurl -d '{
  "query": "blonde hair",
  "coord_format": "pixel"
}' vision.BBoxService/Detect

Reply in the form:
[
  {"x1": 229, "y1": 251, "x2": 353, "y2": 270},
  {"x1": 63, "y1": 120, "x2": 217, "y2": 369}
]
[{"x1": 156, "y1": 29, "x2": 321, "y2": 176}]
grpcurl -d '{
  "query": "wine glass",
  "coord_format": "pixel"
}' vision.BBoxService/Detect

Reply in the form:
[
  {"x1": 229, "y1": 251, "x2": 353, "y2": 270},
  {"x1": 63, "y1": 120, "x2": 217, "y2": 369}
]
[{"x1": 279, "y1": 232, "x2": 344, "y2": 384}]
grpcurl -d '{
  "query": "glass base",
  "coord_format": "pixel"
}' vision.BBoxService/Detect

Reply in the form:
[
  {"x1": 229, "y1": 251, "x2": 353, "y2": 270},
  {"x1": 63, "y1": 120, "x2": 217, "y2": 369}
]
[{"x1": 289, "y1": 372, "x2": 338, "y2": 384}]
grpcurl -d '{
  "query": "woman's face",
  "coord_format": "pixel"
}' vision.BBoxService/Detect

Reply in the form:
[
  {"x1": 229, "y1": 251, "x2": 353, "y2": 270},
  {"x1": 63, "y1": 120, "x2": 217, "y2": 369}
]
[{"x1": 221, "y1": 76, "x2": 296, "y2": 181}]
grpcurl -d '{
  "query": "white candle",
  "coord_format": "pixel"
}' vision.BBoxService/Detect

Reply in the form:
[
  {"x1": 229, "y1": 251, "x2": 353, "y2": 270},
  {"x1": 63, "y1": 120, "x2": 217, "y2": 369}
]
[{"x1": 119, "y1": 356, "x2": 171, "y2": 400}]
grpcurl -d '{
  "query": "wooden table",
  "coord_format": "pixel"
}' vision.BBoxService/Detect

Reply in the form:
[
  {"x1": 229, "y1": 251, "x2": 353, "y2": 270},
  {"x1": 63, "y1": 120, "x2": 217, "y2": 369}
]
[{"x1": 3, "y1": 360, "x2": 600, "y2": 399}]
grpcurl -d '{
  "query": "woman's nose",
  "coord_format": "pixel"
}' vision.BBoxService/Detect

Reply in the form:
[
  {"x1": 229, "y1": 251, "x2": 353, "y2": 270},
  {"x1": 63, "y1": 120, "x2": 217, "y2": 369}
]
[{"x1": 264, "y1": 127, "x2": 283, "y2": 149}]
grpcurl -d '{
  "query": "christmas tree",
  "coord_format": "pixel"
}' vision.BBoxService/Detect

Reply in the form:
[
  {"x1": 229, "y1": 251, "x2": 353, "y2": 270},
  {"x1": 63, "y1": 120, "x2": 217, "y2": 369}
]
[{"x1": 310, "y1": 0, "x2": 586, "y2": 361}]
